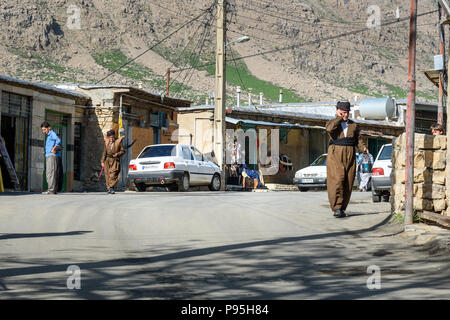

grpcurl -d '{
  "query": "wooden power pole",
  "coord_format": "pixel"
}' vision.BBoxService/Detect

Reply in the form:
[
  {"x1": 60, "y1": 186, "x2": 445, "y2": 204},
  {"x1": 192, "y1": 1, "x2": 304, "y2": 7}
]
[
  {"x1": 166, "y1": 68, "x2": 171, "y2": 96},
  {"x1": 214, "y1": 0, "x2": 226, "y2": 190},
  {"x1": 405, "y1": 0, "x2": 417, "y2": 226}
]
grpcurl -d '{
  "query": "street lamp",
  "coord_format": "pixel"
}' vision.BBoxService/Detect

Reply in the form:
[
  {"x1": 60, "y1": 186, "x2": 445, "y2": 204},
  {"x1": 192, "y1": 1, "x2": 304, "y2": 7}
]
[{"x1": 225, "y1": 36, "x2": 250, "y2": 48}]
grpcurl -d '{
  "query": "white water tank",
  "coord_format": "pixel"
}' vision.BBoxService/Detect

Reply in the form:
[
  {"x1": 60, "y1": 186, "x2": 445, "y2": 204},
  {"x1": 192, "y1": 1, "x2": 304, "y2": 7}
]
[{"x1": 358, "y1": 97, "x2": 395, "y2": 120}]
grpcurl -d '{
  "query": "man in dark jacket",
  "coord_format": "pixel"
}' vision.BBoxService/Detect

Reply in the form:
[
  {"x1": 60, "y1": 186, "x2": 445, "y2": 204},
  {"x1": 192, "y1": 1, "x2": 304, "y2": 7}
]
[{"x1": 326, "y1": 101, "x2": 367, "y2": 218}]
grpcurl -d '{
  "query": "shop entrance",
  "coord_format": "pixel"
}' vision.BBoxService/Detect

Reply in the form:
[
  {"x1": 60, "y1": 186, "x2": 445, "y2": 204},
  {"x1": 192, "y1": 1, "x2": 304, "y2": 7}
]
[{"x1": 0, "y1": 91, "x2": 31, "y2": 190}]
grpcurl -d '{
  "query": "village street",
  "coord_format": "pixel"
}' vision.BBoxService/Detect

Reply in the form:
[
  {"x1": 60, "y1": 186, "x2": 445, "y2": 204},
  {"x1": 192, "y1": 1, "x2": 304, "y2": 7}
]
[{"x1": 0, "y1": 190, "x2": 449, "y2": 300}]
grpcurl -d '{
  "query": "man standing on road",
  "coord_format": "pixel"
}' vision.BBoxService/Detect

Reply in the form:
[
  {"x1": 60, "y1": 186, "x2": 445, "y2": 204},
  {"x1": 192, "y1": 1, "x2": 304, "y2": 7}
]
[
  {"x1": 101, "y1": 129, "x2": 125, "y2": 194},
  {"x1": 41, "y1": 122, "x2": 62, "y2": 195},
  {"x1": 326, "y1": 101, "x2": 367, "y2": 218}
]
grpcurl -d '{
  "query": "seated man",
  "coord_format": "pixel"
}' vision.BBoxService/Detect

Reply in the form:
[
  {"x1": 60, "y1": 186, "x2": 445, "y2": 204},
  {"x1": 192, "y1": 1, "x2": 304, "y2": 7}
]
[{"x1": 241, "y1": 165, "x2": 261, "y2": 189}]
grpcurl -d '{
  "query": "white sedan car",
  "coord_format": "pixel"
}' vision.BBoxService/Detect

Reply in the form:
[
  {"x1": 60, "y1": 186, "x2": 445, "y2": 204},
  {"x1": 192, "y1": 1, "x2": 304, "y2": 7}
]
[
  {"x1": 293, "y1": 154, "x2": 327, "y2": 191},
  {"x1": 127, "y1": 144, "x2": 221, "y2": 192}
]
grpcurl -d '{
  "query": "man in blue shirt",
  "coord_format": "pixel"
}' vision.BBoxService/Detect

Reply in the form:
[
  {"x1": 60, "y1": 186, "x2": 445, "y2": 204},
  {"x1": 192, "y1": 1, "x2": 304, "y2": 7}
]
[{"x1": 41, "y1": 121, "x2": 62, "y2": 194}]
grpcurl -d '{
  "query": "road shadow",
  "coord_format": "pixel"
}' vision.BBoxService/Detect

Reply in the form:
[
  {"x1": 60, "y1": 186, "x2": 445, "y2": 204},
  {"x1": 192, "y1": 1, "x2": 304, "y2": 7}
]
[
  {"x1": 0, "y1": 214, "x2": 449, "y2": 299},
  {"x1": 0, "y1": 231, "x2": 92, "y2": 240}
]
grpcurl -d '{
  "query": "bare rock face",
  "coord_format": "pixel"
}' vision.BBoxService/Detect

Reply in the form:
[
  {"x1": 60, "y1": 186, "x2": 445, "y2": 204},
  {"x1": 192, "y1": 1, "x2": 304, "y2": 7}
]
[{"x1": 0, "y1": 0, "x2": 440, "y2": 103}]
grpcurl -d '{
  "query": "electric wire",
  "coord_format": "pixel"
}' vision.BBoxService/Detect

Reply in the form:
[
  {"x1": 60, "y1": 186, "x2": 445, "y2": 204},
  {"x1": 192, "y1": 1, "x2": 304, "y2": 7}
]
[
  {"x1": 94, "y1": 1, "x2": 216, "y2": 84},
  {"x1": 172, "y1": 9, "x2": 438, "y2": 73}
]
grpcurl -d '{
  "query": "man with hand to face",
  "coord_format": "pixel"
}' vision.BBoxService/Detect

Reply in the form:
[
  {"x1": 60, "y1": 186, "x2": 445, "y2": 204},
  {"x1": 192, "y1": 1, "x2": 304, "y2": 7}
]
[{"x1": 326, "y1": 101, "x2": 367, "y2": 218}]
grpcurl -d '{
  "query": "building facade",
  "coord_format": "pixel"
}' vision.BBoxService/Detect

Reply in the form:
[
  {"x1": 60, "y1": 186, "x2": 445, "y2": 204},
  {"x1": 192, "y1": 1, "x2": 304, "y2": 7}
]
[
  {"x1": 57, "y1": 84, "x2": 191, "y2": 191},
  {"x1": 0, "y1": 75, "x2": 90, "y2": 192}
]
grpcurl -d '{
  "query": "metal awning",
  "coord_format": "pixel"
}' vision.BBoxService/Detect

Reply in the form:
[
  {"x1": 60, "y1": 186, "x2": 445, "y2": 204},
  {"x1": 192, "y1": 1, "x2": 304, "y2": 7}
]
[
  {"x1": 225, "y1": 117, "x2": 325, "y2": 130},
  {"x1": 423, "y1": 69, "x2": 447, "y2": 96}
]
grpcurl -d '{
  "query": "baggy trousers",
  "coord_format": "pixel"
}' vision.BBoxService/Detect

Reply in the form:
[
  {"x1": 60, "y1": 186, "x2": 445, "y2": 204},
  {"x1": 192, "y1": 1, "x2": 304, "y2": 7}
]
[
  {"x1": 326, "y1": 144, "x2": 356, "y2": 211},
  {"x1": 46, "y1": 155, "x2": 60, "y2": 194},
  {"x1": 104, "y1": 157, "x2": 121, "y2": 189}
]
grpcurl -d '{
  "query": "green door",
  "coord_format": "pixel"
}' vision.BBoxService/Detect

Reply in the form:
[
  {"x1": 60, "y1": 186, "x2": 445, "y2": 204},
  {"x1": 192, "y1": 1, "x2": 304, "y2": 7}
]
[{"x1": 368, "y1": 137, "x2": 390, "y2": 159}]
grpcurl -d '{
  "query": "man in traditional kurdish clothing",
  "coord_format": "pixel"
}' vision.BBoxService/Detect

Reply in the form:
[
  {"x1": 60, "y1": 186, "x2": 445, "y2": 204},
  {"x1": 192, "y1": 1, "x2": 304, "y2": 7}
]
[
  {"x1": 101, "y1": 129, "x2": 125, "y2": 194},
  {"x1": 326, "y1": 101, "x2": 367, "y2": 218}
]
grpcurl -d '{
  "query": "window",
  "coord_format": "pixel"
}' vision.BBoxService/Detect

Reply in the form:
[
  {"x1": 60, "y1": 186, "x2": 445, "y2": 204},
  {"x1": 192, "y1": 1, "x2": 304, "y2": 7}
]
[
  {"x1": 1, "y1": 91, "x2": 31, "y2": 117},
  {"x1": 377, "y1": 145, "x2": 392, "y2": 160},
  {"x1": 182, "y1": 146, "x2": 193, "y2": 160},
  {"x1": 311, "y1": 155, "x2": 327, "y2": 166},
  {"x1": 139, "y1": 145, "x2": 176, "y2": 158},
  {"x1": 191, "y1": 147, "x2": 203, "y2": 161}
]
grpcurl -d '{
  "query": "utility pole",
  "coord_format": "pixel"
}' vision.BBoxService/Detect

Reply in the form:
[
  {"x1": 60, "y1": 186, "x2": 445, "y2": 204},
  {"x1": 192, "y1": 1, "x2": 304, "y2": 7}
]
[
  {"x1": 166, "y1": 68, "x2": 171, "y2": 96},
  {"x1": 214, "y1": 0, "x2": 226, "y2": 190},
  {"x1": 405, "y1": 0, "x2": 417, "y2": 226},
  {"x1": 438, "y1": 4, "x2": 446, "y2": 125}
]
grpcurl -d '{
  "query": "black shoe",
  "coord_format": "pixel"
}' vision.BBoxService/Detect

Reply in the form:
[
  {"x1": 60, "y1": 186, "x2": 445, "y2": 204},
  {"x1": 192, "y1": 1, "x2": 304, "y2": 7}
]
[
  {"x1": 110, "y1": 188, "x2": 115, "y2": 194},
  {"x1": 333, "y1": 210, "x2": 342, "y2": 217},
  {"x1": 339, "y1": 209, "x2": 348, "y2": 218},
  {"x1": 107, "y1": 189, "x2": 111, "y2": 194}
]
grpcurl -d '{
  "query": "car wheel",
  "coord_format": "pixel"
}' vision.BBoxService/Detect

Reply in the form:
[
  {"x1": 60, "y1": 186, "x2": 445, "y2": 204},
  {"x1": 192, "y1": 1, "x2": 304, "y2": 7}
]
[
  {"x1": 178, "y1": 173, "x2": 190, "y2": 192},
  {"x1": 298, "y1": 187, "x2": 308, "y2": 192},
  {"x1": 372, "y1": 193, "x2": 381, "y2": 202},
  {"x1": 382, "y1": 194, "x2": 390, "y2": 202},
  {"x1": 209, "y1": 174, "x2": 221, "y2": 191},
  {"x1": 135, "y1": 183, "x2": 147, "y2": 192}
]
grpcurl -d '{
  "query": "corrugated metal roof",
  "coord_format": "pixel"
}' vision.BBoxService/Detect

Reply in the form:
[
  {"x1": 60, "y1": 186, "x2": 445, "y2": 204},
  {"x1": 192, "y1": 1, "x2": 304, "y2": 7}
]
[
  {"x1": 182, "y1": 104, "x2": 403, "y2": 128},
  {"x1": 0, "y1": 75, "x2": 89, "y2": 100},
  {"x1": 65, "y1": 83, "x2": 190, "y2": 103},
  {"x1": 226, "y1": 117, "x2": 325, "y2": 129}
]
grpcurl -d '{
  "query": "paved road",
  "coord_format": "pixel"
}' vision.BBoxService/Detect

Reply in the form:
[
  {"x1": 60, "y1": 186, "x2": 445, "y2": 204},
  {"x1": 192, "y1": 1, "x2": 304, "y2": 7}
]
[{"x1": 0, "y1": 190, "x2": 449, "y2": 299}]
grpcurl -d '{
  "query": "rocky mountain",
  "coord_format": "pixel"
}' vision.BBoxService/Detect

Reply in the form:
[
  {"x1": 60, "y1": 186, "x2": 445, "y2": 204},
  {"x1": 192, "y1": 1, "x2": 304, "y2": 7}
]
[{"x1": 0, "y1": 0, "x2": 443, "y2": 105}]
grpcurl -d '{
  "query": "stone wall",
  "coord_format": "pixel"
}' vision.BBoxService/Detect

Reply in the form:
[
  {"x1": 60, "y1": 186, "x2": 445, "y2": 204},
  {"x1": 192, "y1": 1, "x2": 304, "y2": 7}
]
[{"x1": 391, "y1": 133, "x2": 448, "y2": 216}]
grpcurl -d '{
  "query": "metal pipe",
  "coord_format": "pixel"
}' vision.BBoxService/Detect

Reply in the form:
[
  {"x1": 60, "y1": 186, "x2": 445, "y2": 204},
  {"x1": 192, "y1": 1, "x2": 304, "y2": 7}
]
[
  {"x1": 405, "y1": 0, "x2": 417, "y2": 226},
  {"x1": 438, "y1": 0, "x2": 450, "y2": 16},
  {"x1": 236, "y1": 86, "x2": 241, "y2": 107},
  {"x1": 438, "y1": 4, "x2": 446, "y2": 125}
]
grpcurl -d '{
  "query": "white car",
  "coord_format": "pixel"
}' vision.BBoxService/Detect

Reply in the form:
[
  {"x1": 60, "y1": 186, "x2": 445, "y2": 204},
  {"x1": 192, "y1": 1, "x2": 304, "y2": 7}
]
[
  {"x1": 127, "y1": 144, "x2": 221, "y2": 192},
  {"x1": 371, "y1": 143, "x2": 393, "y2": 202},
  {"x1": 293, "y1": 154, "x2": 327, "y2": 191}
]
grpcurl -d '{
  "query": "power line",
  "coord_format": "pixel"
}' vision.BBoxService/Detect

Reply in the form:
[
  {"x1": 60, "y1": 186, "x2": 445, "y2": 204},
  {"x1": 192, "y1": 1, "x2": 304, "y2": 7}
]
[
  {"x1": 172, "y1": 9, "x2": 437, "y2": 73},
  {"x1": 237, "y1": 0, "x2": 368, "y2": 26},
  {"x1": 94, "y1": 1, "x2": 216, "y2": 84},
  {"x1": 226, "y1": 36, "x2": 247, "y2": 91},
  {"x1": 170, "y1": 10, "x2": 216, "y2": 97},
  {"x1": 234, "y1": 1, "x2": 367, "y2": 28}
]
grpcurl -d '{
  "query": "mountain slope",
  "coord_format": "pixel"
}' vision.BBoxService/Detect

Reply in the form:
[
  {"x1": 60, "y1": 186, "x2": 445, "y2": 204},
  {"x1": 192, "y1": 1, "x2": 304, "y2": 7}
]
[{"x1": 0, "y1": 0, "x2": 441, "y2": 104}]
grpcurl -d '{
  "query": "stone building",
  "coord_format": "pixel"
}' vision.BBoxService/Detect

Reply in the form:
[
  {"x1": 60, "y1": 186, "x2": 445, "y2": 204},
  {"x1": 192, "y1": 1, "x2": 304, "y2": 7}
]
[
  {"x1": 0, "y1": 75, "x2": 91, "y2": 192},
  {"x1": 56, "y1": 84, "x2": 191, "y2": 191},
  {"x1": 176, "y1": 102, "x2": 405, "y2": 185}
]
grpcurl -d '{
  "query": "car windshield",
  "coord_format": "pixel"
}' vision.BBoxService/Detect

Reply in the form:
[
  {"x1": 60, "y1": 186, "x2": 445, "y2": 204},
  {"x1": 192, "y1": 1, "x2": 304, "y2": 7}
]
[
  {"x1": 378, "y1": 145, "x2": 392, "y2": 160},
  {"x1": 139, "y1": 145, "x2": 176, "y2": 158},
  {"x1": 311, "y1": 155, "x2": 326, "y2": 166}
]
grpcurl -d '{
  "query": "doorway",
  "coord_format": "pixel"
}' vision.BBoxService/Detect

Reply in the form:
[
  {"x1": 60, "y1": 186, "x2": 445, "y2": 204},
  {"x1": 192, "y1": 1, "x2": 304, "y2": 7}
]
[{"x1": 1, "y1": 91, "x2": 31, "y2": 191}]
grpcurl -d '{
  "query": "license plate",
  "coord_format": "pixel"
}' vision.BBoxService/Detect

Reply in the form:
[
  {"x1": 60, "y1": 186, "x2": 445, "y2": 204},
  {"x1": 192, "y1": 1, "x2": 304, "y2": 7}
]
[
  {"x1": 142, "y1": 165, "x2": 157, "y2": 170},
  {"x1": 301, "y1": 179, "x2": 314, "y2": 183}
]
